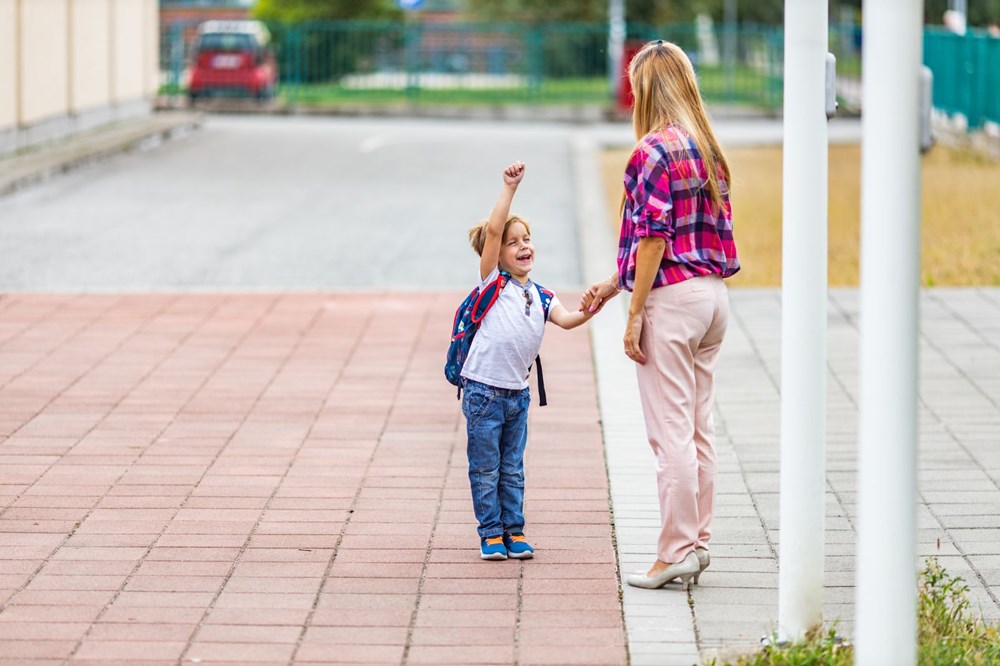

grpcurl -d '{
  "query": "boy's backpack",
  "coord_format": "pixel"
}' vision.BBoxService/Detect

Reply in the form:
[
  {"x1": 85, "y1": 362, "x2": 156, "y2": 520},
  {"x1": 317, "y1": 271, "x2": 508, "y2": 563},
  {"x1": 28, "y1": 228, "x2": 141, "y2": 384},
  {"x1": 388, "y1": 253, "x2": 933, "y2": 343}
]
[{"x1": 445, "y1": 270, "x2": 554, "y2": 406}]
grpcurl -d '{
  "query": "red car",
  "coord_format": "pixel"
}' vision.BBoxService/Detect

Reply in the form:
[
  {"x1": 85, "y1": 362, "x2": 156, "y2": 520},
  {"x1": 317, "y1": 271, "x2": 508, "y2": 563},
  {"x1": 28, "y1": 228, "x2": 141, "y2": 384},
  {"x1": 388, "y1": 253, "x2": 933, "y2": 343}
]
[{"x1": 188, "y1": 21, "x2": 278, "y2": 101}]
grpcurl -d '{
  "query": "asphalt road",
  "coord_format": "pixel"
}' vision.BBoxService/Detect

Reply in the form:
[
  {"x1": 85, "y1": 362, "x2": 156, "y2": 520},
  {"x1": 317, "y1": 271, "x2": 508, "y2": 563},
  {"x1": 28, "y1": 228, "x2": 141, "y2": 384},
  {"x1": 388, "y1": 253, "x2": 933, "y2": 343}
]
[{"x1": 0, "y1": 115, "x2": 584, "y2": 291}]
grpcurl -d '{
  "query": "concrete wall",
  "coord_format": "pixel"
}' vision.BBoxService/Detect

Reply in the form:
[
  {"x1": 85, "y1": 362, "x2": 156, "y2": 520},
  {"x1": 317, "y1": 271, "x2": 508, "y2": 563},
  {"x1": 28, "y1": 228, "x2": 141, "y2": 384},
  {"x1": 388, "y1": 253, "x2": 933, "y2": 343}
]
[{"x1": 0, "y1": 0, "x2": 159, "y2": 153}]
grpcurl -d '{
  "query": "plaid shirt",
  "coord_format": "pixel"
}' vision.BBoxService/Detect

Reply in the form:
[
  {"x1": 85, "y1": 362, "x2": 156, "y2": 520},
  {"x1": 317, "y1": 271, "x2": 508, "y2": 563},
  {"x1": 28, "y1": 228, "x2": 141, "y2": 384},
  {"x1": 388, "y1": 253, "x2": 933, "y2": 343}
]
[{"x1": 617, "y1": 126, "x2": 740, "y2": 290}]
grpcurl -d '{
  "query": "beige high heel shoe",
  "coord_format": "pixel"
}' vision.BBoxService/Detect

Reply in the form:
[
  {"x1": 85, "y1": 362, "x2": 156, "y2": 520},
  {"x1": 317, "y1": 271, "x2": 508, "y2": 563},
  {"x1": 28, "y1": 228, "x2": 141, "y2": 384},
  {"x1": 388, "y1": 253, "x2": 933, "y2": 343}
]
[
  {"x1": 694, "y1": 548, "x2": 710, "y2": 585},
  {"x1": 625, "y1": 552, "x2": 700, "y2": 590}
]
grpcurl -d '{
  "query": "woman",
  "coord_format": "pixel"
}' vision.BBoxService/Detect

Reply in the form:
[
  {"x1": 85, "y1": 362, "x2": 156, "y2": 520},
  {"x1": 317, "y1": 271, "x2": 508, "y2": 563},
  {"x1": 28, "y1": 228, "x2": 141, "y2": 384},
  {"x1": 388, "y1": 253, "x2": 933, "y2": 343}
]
[{"x1": 582, "y1": 40, "x2": 740, "y2": 590}]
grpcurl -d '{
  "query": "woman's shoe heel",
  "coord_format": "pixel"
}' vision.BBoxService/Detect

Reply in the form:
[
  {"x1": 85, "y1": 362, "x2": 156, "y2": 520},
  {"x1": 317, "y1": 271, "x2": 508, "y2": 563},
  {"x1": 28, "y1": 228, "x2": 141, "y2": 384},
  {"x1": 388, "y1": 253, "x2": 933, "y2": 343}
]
[
  {"x1": 679, "y1": 572, "x2": 696, "y2": 591},
  {"x1": 694, "y1": 548, "x2": 709, "y2": 586}
]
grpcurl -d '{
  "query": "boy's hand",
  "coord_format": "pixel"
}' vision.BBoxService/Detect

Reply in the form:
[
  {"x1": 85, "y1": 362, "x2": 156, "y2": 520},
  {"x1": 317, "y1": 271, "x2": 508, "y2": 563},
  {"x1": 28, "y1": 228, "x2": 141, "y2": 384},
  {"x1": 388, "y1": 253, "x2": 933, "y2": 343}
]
[{"x1": 503, "y1": 161, "x2": 525, "y2": 187}]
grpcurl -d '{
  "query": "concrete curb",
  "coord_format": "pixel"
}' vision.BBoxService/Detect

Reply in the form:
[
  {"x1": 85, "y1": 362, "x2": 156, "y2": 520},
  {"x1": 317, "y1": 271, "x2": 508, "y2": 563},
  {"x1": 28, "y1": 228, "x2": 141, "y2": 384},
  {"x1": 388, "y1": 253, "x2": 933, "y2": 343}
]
[
  {"x1": 157, "y1": 97, "x2": 779, "y2": 125},
  {"x1": 0, "y1": 112, "x2": 203, "y2": 198}
]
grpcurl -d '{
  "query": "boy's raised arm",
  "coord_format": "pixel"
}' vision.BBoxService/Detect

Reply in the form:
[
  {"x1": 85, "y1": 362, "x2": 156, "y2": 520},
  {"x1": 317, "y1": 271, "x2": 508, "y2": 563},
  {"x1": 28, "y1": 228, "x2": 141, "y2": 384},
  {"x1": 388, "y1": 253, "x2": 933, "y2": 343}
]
[{"x1": 480, "y1": 161, "x2": 525, "y2": 280}]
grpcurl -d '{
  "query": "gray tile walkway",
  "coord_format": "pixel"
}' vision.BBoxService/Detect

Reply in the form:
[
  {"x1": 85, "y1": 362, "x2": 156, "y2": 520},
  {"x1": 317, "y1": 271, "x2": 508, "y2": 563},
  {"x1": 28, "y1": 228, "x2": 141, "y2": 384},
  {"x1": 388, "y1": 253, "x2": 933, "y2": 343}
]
[{"x1": 576, "y1": 130, "x2": 1000, "y2": 664}]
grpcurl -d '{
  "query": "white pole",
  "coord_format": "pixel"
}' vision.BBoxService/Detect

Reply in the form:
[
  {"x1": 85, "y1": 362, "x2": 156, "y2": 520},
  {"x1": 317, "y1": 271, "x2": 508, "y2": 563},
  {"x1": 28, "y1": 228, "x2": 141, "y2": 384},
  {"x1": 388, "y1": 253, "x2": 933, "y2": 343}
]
[
  {"x1": 855, "y1": 0, "x2": 923, "y2": 662},
  {"x1": 778, "y1": 0, "x2": 828, "y2": 643},
  {"x1": 608, "y1": 0, "x2": 625, "y2": 101}
]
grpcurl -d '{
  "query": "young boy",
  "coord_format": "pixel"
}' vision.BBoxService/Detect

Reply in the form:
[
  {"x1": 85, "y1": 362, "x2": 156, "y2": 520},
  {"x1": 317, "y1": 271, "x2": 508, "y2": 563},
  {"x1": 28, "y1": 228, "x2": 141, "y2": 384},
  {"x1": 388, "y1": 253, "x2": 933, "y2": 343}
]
[{"x1": 462, "y1": 161, "x2": 594, "y2": 560}]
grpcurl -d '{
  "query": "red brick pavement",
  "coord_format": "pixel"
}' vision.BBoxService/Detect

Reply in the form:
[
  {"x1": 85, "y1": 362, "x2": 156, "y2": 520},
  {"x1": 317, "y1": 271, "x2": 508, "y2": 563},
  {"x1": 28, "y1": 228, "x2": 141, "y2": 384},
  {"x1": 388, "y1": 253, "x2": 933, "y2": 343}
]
[{"x1": 0, "y1": 293, "x2": 627, "y2": 665}]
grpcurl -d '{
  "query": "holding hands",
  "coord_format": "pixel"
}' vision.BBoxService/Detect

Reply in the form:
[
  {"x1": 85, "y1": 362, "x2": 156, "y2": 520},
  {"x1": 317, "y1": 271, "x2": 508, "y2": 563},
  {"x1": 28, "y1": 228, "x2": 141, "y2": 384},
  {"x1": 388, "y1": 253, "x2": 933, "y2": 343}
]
[
  {"x1": 579, "y1": 273, "x2": 646, "y2": 365},
  {"x1": 579, "y1": 276, "x2": 620, "y2": 315}
]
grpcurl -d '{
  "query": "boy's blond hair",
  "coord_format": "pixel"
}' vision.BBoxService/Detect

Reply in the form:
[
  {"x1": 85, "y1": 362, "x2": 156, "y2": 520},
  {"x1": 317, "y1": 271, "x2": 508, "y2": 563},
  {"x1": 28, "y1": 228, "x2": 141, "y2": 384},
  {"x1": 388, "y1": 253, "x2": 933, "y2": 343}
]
[{"x1": 468, "y1": 215, "x2": 532, "y2": 256}]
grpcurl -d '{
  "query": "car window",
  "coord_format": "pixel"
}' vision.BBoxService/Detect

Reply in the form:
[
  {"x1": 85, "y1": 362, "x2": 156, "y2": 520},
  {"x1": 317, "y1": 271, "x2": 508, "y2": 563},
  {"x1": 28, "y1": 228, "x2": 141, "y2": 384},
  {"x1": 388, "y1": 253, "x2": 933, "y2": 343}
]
[{"x1": 197, "y1": 33, "x2": 257, "y2": 53}]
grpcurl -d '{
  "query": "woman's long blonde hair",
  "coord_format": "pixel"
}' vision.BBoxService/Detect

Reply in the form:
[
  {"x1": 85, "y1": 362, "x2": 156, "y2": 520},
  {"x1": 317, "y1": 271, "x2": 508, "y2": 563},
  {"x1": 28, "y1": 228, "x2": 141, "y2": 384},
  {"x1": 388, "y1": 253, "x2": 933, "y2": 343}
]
[{"x1": 626, "y1": 40, "x2": 731, "y2": 214}]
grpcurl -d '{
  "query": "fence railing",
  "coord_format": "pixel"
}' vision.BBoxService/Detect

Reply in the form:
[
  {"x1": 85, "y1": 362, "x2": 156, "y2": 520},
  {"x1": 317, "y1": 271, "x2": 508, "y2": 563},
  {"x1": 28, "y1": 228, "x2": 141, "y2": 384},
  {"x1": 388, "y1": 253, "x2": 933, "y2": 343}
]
[
  {"x1": 924, "y1": 28, "x2": 1000, "y2": 128},
  {"x1": 158, "y1": 20, "x2": 873, "y2": 113}
]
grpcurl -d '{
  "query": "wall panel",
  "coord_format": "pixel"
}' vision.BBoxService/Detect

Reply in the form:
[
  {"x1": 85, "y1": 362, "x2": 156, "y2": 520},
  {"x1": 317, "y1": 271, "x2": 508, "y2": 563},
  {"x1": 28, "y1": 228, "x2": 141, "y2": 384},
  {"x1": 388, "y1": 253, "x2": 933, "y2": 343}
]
[
  {"x1": 70, "y1": 0, "x2": 111, "y2": 113},
  {"x1": 0, "y1": 0, "x2": 17, "y2": 129},
  {"x1": 20, "y1": 0, "x2": 69, "y2": 125}
]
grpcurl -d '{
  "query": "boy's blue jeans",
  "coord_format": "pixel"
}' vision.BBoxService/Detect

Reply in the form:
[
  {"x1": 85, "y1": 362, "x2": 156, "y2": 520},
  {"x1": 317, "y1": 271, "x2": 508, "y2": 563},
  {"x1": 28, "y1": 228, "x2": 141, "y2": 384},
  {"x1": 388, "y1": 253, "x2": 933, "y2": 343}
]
[{"x1": 462, "y1": 379, "x2": 530, "y2": 539}]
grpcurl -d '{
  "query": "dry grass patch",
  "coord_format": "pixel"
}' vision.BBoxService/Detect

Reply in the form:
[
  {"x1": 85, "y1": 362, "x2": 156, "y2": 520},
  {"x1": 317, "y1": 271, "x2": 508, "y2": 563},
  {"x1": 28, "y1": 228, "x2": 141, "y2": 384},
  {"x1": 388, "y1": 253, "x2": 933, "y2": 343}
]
[{"x1": 600, "y1": 143, "x2": 1000, "y2": 287}]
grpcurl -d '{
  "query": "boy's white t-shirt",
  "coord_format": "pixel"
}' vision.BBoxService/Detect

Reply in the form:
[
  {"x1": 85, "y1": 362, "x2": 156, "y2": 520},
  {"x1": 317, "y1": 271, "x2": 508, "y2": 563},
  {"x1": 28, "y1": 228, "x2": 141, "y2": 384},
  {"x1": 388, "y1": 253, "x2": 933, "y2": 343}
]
[{"x1": 461, "y1": 268, "x2": 561, "y2": 391}]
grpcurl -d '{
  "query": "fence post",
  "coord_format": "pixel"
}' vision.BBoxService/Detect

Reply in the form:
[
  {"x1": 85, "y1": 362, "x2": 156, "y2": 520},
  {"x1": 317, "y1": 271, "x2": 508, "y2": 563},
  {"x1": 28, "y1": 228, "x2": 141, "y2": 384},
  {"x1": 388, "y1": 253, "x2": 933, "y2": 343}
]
[
  {"x1": 722, "y1": 0, "x2": 736, "y2": 103},
  {"x1": 405, "y1": 21, "x2": 420, "y2": 102},
  {"x1": 529, "y1": 26, "x2": 543, "y2": 102},
  {"x1": 769, "y1": 28, "x2": 782, "y2": 110},
  {"x1": 608, "y1": 0, "x2": 626, "y2": 102},
  {"x1": 170, "y1": 23, "x2": 183, "y2": 95},
  {"x1": 291, "y1": 24, "x2": 301, "y2": 105},
  {"x1": 974, "y1": 33, "x2": 987, "y2": 127}
]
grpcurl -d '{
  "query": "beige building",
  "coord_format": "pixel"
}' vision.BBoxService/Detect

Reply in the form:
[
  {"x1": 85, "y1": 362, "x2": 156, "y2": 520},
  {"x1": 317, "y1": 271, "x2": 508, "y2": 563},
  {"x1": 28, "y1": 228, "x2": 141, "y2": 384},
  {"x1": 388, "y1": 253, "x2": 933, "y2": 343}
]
[{"x1": 0, "y1": 0, "x2": 159, "y2": 155}]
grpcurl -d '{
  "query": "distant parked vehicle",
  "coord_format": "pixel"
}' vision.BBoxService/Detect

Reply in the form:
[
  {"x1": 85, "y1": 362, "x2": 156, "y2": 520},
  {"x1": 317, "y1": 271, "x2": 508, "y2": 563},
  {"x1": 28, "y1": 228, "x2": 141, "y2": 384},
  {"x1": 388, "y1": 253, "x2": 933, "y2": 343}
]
[{"x1": 188, "y1": 20, "x2": 277, "y2": 102}]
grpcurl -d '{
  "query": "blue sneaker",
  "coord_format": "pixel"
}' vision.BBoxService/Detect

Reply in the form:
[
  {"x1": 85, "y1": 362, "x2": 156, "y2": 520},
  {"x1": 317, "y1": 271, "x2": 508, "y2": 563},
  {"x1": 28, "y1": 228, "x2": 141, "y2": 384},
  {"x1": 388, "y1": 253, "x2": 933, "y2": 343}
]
[
  {"x1": 504, "y1": 532, "x2": 534, "y2": 559},
  {"x1": 480, "y1": 536, "x2": 507, "y2": 560}
]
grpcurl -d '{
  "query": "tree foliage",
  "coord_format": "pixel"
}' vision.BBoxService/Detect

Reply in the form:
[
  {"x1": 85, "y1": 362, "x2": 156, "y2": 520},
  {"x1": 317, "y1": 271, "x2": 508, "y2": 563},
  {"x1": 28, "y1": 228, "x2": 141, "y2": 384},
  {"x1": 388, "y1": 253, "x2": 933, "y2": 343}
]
[
  {"x1": 252, "y1": 0, "x2": 402, "y2": 22},
  {"x1": 923, "y1": 0, "x2": 1000, "y2": 26},
  {"x1": 462, "y1": 0, "x2": 606, "y2": 23},
  {"x1": 255, "y1": 0, "x2": 999, "y2": 29},
  {"x1": 465, "y1": 0, "x2": 1000, "y2": 29},
  {"x1": 464, "y1": 0, "x2": 786, "y2": 26}
]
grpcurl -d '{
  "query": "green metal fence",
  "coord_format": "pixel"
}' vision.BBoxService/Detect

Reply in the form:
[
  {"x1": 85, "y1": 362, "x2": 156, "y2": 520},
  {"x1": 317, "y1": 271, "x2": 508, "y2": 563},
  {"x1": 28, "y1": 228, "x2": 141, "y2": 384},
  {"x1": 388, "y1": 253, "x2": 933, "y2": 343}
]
[
  {"x1": 274, "y1": 21, "x2": 610, "y2": 106},
  {"x1": 159, "y1": 21, "x2": 871, "y2": 112},
  {"x1": 924, "y1": 28, "x2": 1000, "y2": 128}
]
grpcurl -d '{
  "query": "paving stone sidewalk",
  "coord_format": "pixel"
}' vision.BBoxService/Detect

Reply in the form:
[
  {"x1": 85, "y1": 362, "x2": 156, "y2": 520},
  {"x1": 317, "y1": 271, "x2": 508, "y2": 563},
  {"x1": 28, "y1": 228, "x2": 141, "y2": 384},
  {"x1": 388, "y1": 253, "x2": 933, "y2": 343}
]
[
  {"x1": 0, "y1": 292, "x2": 625, "y2": 665},
  {"x1": 3, "y1": 291, "x2": 999, "y2": 666}
]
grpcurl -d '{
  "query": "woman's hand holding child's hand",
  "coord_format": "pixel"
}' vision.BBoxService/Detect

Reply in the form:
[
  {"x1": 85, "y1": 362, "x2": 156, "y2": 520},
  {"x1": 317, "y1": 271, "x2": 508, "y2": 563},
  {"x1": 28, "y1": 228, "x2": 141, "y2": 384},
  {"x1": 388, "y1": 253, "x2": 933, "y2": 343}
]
[
  {"x1": 503, "y1": 161, "x2": 526, "y2": 187},
  {"x1": 579, "y1": 276, "x2": 620, "y2": 314}
]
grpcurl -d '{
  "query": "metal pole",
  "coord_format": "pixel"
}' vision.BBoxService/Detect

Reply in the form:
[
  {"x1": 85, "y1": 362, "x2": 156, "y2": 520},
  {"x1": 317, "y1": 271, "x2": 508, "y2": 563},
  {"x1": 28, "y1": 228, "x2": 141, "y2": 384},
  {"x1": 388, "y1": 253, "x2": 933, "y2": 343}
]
[
  {"x1": 950, "y1": 0, "x2": 967, "y2": 22},
  {"x1": 723, "y1": 0, "x2": 737, "y2": 100},
  {"x1": 171, "y1": 23, "x2": 183, "y2": 95},
  {"x1": 855, "y1": 0, "x2": 923, "y2": 662},
  {"x1": 778, "y1": 0, "x2": 828, "y2": 643},
  {"x1": 608, "y1": 0, "x2": 625, "y2": 101}
]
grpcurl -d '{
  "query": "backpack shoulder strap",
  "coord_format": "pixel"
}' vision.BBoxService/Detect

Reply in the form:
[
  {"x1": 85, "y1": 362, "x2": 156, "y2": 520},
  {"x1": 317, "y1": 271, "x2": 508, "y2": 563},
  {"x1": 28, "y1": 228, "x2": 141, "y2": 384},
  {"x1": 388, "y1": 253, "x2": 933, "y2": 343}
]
[
  {"x1": 471, "y1": 271, "x2": 509, "y2": 324},
  {"x1": 534, "y1": 282, "x2": 555, "y2": 321},
  {"x1": 533, "y1": 355, "x2": 547, "y2": 407},
  {"x1": 529, "y1": 280, "x2": 553, "y2": 407}
]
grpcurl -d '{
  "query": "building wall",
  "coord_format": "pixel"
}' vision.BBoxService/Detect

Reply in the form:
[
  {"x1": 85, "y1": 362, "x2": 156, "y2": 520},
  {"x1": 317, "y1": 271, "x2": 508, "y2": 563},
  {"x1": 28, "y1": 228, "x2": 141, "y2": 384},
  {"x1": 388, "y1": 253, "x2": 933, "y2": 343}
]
[
  {"x1": 0, "y1": 0, "x2": 16, "y2": 130},
  {"x1": 21, "y1": 0, "x2": 70, "y2": 126},
  {"x1": 145, "y1": 0, "x2": 159, "y2": 98},
  {"x1": 0, "y1": 0, "x2": 159, "y2": 149},
  {"x1": 71, "y1": 0, "x2": 111, "y2": 113},
  {"x1": 112, "y1": 0, "x2": 146, "y2": 103},
  {"x1": 160, "y1": 7, "x2": 249, "y2": 26}
]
